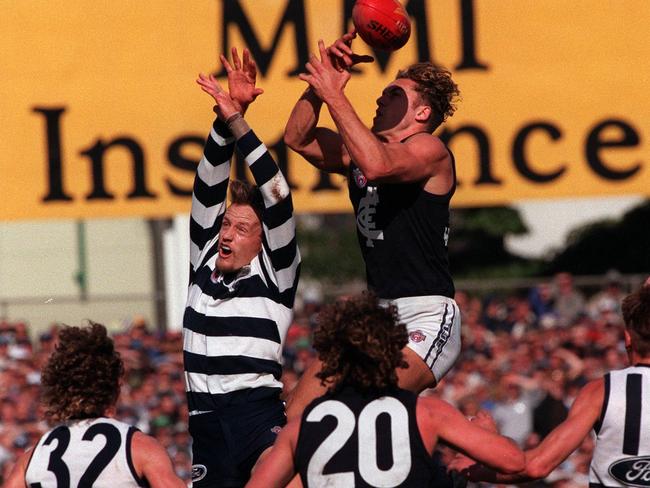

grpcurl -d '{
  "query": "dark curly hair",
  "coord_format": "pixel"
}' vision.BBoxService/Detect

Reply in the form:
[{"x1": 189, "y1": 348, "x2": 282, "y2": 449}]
[
  {"x1": 41, "y1": 322, "x2": 123, "y2": 422},
  {"x1": 397, "y1": 62, "x2": 460, "y2": 131},
  {"x1": 314, "y1": 293, "x2": 409, "y2": 393},
  {"x1": 623, "y1": 282, "x2": 650, "y2": 356}
]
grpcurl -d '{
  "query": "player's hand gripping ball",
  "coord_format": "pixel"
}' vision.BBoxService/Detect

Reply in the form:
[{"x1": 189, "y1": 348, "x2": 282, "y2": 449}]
[{"x1": 352, "y1": 0, "x2": 411, "y2": 51}]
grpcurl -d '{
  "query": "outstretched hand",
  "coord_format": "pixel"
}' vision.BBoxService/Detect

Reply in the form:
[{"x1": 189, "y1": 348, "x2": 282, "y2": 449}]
[
  {"x1": 299, "y1": 40, "x2": 352, "y2": 103},
  {"x1": 196, "y1": 73, "x2": 240, "y2": 121},
  {"x1": 327, "y1": 29, "x2": 374, "y2": 70},
  {"x1": 220, "y1": 47, "x2": 264, "y2": 113}
]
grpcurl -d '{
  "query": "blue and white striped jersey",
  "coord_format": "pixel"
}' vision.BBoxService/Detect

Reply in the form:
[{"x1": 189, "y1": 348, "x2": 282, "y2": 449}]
[{"x1": 183, "y1": 118, "x2": 300, "y2": 415}]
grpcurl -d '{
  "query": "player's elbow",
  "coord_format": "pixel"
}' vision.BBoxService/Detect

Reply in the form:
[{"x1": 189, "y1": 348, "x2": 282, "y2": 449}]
[
  {"x1": 283, "y1": 130, "x2": 305, "y2": 153},
  {"x1": 354, "y1": 157, "x2": 395, "y2": 182},
  {"x1": 360, "y1": 168, "x2": 382, "y2": 181},
  {"x1": 525, "y1": 458, "x2": 554, "y2": 479}
]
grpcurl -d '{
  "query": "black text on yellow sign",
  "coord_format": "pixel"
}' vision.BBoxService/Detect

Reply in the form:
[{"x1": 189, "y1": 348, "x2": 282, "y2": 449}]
[{"x1": 2, "y1": 0, "x2": 648, "y2": 221}]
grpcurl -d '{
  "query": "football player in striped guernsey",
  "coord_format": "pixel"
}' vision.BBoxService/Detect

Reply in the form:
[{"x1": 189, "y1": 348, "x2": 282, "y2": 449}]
[
  {"x1": 4, "y1": 323, "x2": 184, "y2": 488},
  {"x1": 453, "y1": 278, "x2": 650, "y2": 487},
  {"x1": 245, "y1": 294, "x2": 524, "y2": 488},
  {"x1": 185, "y1": 48, "x2": 300, "y2": 488}
]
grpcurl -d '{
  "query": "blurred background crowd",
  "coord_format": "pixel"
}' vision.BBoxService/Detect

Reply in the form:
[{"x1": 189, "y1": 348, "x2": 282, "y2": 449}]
[{"x1": 0, "y1": 271, "x2": 640, "y2": 486}]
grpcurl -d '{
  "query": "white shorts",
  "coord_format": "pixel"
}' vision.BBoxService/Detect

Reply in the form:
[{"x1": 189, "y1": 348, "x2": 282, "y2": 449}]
[{"x1": 381, "y1": 295, "x2": 461, "y2": 383}]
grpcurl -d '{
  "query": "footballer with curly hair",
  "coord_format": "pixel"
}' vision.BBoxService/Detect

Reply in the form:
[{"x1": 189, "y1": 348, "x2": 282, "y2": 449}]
[
  {"x1": 4, "y1": 322, "x2": 184, "y2": 488},
  {"x1": 246, "y1": 293, "x2": 524, "y2": 488}
]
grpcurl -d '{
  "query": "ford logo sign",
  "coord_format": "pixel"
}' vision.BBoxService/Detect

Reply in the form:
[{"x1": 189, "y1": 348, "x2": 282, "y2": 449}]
[{"x1": 610, "y1": 457, "x2": 650, "y2": 486}]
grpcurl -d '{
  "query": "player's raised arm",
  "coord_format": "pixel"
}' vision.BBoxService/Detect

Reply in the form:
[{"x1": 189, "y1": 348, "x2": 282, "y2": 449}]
[
  {"x1": 298, "y1": 40, "x2": 436, "y2": 184},
  {"x1": 284, "y1": 92, "x2": 349, "y2": 175},
  {"x1": 197, "y1": 68, "x2": 300, "y2": 298},
  {"x1": 232, "y1": 113, "x2": 301, "y2": 297},
  {"x1": 190, "y1": 48, "x2": 263, "y2": 275},
  {"x1": 284, "y1": 32, "x2": 372, "y2": 175}
]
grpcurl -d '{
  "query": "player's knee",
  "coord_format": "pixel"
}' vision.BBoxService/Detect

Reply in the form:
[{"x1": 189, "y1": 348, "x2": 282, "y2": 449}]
[{"x1": 397, "y1": 350, "x2": 437, "y2": 392}]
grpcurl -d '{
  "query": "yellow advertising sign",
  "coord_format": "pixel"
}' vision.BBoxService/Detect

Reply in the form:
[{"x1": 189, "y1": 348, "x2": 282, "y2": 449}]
[{"x1": 1, "y1": 0, "x2": 649, "y2": 220}]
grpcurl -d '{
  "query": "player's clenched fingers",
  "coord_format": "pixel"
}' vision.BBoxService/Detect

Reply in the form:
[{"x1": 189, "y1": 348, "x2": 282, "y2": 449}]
[{"x1": 329, "y1": 45, "x2": 345, "y2": 58}]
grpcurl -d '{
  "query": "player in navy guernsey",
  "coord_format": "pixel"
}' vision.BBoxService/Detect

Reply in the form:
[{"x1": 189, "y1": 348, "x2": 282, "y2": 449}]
[
  {"x1": 185, "y1": 49, "x2": 300, "y2": 488},
  {"x1": 453, "y1": 278, "x2": 650, "y2": 487},
  {"x1": 284, "y1": 31, "x2": 462, "y2": 418},
  {"x1": 4, "y1": 323, "x2": 184, "y2": 488},
  {"x1": 245, "y1": 294, "x2": 524, "y2": 488}
]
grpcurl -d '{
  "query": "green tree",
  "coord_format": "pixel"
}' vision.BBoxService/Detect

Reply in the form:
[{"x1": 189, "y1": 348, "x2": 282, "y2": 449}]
[
  {"x1": 297, "y1": 214, "x2": 365, "y2": 284},
  {"x1": 547, "y1": 200, "x2": 650, "y2": 275},
  {"x1": 449, "y1": 206, "x2": 540, "y2": 278},
  {"x1": 297, "y1": 206, "x2": 538, "y2": 283}
]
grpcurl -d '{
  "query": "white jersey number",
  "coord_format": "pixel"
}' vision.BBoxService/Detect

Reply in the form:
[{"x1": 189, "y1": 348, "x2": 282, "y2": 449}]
[{"x1": 306, "y1": 397, "x2": 412, "y2": 487}]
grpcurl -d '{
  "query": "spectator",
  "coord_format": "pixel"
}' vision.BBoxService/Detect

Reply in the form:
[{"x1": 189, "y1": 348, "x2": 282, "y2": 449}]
[
  {"x1": 492, "y1": 374, "x2": 545, "y2": 447},
  {"x1": 553, "y1": 272, "x2": 586, "y2": 326},
  {"x1": 587, "y1": 269, "x2": 625, "y2": 320},
  {"x1": 0, "y1": 273, "x2": 640, "y2": 484}
]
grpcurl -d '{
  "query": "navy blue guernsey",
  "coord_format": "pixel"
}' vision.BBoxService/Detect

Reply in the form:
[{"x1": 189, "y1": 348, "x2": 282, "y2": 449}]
[
  {"x1": 347, "y1": 144, "x2": 456, "y2": 299},
  {"x1": 295, "y1": 386, "x2": 436, "y2": 488}
]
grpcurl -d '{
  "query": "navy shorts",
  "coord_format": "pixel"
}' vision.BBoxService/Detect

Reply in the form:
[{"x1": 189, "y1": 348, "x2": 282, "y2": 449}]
[{"x1": 189, "y1": 398, "x2": 286, "y2": 488}]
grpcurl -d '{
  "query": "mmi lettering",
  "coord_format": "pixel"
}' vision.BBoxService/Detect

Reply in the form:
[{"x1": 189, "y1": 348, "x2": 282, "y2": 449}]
[{"x1": 218, "y1": 0, "x2": 489, "y2": 77}]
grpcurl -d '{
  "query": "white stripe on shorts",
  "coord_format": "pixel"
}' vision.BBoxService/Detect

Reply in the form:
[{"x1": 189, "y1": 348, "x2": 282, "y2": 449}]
[{"x1": 381, "y1": 295, "x2": 462, "y2": 383}]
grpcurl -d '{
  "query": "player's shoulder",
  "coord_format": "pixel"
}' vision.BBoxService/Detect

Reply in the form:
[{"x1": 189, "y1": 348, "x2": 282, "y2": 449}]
[
  {"x1": 416, "y1": 395, "x2": 454, "y2": 426},
  {"x1": 582, "y1": 377, "x2": 606, "y2": 395},
  {"x1": 402, "y1": 132, "x2": 451, "y2": 163},
  {"x1": 131, "y1": 430, "x2": 163, "y2": 451},
  {"x1": 573, "y1": 377, "x2": 606, "y2": 408},
  {"x1": 401, "y1": 131, "x2": 442, "y2": 146}
]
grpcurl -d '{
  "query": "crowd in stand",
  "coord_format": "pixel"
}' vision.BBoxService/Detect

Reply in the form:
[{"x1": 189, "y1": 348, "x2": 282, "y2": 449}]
[{"x1": 0, "y1": 272, "x2": 639, "y2": 486}]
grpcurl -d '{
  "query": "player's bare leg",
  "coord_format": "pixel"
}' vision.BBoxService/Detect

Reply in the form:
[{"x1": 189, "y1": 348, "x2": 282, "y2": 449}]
[{"x1": 397, "y1": 346, "x2": 438, "y2": 392}]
